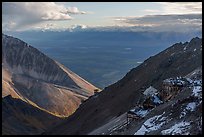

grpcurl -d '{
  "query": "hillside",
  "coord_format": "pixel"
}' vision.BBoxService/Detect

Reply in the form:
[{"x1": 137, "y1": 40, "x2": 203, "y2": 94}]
[
  {"x1": 89, "y1": 66, "x2": 202, "y2": 135},
  {"x1": 2, "y1": 34, "x2": 99, "y2": 117},
  {"x1": 46, "y1": 37, "x2": 202, "y2": 135},
  {"x1": 2, "y1": 95, "x2": 62, "y2": 135}
]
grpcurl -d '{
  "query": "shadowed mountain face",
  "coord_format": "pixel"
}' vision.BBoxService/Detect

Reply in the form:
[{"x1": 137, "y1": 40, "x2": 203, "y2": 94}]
[
  {"x1": 2, "y1": 34, "x2": 99, "y2": 117},
  {"x1": 2, "y1": 95, "x2": 62, "y2": 135},
  {"x1": 88, "y1": 66, "x2": 202, "y2": 135},
  {"x1": 46, "y1": 37, "x2": 202, "y2": 135}
]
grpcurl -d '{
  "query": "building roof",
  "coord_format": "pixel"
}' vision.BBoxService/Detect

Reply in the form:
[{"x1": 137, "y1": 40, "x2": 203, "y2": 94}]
[{"x1": 143, "y1": 86, "x2": 158, "y2": 96}]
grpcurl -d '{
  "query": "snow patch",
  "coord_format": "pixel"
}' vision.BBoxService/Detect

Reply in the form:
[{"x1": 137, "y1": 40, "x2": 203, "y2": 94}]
[
  {"x1": 135, "y1": 109, "x2": 149, "y2": 117},
  {"x1": 193, "y1": 80, "x2": 202, "y2": 86},
  {"x1": 180, "y1": 111, "x2": 187, "y2": 118},
  {"x1": 186, "y1": 78, "x2": 193, "y2": 84},
  {"x1": 129, "y1": 108, "x2": 150, "y2": 118},
  {"x1": 192, "y1": 86, "x2": 202, "y2": 97},
  {"x1": 180, "y1": 102, "x2": 197, "y2": 118},
  {"x1": 186, "y1": 102, "x2": 196, "y2": 112},
  {"x1": 134, "y1": 125, "x2": 148, "y2": 135},
  {"x1": 161, "y1": 121, "x2": 190, "y2": 135},
  {"x1": 152, "y1": 95, "x2": 163, "y2": 105},
  {"x1": 134, "y1": 112, "x2": 166, "y2": 135}
]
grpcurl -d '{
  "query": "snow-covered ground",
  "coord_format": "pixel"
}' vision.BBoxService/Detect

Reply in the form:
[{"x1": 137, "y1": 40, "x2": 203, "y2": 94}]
[
  {"x1": 152, "y1": 95, "x2": 163, "y2": 104},
  {"x1": 129, "y1": 108, "x2": 150, "y2": 118},
  {"x1": 135, "y1": 109, "x2": 149, "y2": 117},
  {"x1": 192, "y1": 85, "x2": 202, "y2": 98},
  {"x1": 161, "y1": 121, "x2": 191, "y2": 135},
  {"x1": 186, "y1": 102, "x2": 196, "y2": 112},
  {"x1": 91, "y1": 68, "x2": 202, "y2": 135},
  {"x1": 134, "y1": 112, "x2": 167, "y2": 135},
  {"x1": 180, "y1": 102, "x2": 197, "y2": 118},
  {"x1": 134, "y1": 78, "x2": 202, "y2": 135}
]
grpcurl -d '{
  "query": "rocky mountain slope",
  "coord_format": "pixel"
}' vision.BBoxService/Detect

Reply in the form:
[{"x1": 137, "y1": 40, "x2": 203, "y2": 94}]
[
  {"x1": 130, "y1": 66, "x2": 202, "y2": 135},
  {"x1": 46, "y1": 37, "x2": 202, "y2": 135},
  {"x1": 2, "y1": 34, "x2": 99, "y2": 118},
  {"x1": 2, "y1": 95, "x2": 62, "y2": 135},
  {"x1": 89, "y1": 66, "x2": 202, "y2": 135}
]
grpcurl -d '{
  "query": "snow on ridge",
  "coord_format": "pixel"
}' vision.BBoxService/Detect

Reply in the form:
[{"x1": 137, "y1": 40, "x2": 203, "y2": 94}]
[{"x1": 161, "y1": 121, "x2": 191, "y2": 135}]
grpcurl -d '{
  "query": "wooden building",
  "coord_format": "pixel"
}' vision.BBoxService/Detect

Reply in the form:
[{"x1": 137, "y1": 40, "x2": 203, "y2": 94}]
[{"x1": 161, "y1": 77, "x2": 188, "y2": 101}]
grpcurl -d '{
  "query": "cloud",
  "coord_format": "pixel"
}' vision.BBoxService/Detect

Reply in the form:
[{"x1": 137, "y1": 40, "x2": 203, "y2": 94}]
[
  {"x1": 142, "y1": 9, "x2": 161, "y2": 14},
  {"x1": 113, "y1": 14, "x2": 202, "y2": 32},
  {"x1": 157, "y1": 2, "x2": 202, "y2": 14},
  {"x1": 109, "y1": 2, "x2": 202, "y2": 32},
  {"x1": 64, "y1": 7, "x2": 86, "y2": 14},
  {"x1": 33, "y1": 23, "x2": 57, "y2": 31},
  {"x1": 71, "y1": 24, "x2": 87, "y2": 29},
  {"x1": 2, "y1": 21, "x2": 17, "y2": 31},
  {"x1": 124, "y1": 14, "x2": 201, "y2": 25},
  {"x1": 2, "y1": 2, "x2": 88, "y2": 31}
]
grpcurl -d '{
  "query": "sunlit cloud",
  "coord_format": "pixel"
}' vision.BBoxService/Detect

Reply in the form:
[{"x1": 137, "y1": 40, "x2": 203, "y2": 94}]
[
  {"x1": 112, "y1": 14, "x2": 202, "y2": 32},
  {"x1": 2, "y1": 2, "x2": 88, "y2": 31},
  {"x1": 156, "y1": 2, "x2": 202, "y2": 14},
  {"x1": 2, "y1": 2, "x2": 202, "y2": 32}
]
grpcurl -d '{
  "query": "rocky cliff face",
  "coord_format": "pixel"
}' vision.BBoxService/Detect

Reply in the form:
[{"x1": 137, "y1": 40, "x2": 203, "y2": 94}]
[
  {"x1": 2, "y1": 34, "x2": 99, "y2": 117},
  {"x1": 46, "y1": 37, "x2": 202, "y2": 135}
]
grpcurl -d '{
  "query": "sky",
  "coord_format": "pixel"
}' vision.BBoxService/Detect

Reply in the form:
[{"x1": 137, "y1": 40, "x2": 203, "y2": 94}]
[{"x1": 2, "y1": 2, "x2": 202, "y2": 32}]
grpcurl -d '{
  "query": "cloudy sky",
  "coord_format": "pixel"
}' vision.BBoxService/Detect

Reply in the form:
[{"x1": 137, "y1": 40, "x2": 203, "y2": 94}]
[{"x1": 2, "y1": 2, "x2": 202, "y2": 32}]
